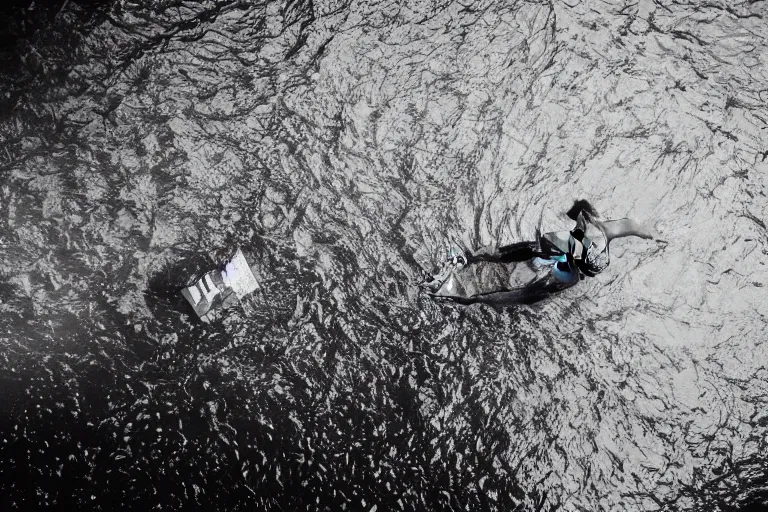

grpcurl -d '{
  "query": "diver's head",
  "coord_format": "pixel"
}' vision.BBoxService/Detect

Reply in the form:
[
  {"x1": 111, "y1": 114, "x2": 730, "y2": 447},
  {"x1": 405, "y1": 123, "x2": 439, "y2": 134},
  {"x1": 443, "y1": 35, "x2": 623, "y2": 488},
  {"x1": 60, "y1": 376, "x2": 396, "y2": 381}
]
[{"x1": 568, "y1": 218, "x2": 610, "y2": 277}]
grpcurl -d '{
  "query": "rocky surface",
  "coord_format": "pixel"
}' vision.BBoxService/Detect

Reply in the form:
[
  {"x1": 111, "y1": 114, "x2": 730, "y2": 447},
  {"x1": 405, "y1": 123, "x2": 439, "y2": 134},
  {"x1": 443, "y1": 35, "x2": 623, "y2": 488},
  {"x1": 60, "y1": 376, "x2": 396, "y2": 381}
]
[{"x1": 1, "y1": 0, "x2": 767, "y2": 510}]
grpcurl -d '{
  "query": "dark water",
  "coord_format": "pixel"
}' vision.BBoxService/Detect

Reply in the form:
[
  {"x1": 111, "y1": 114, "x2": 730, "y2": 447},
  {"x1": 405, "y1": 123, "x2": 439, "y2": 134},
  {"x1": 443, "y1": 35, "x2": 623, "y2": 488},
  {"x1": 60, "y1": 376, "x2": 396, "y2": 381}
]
[{"x1": 1, "y1": 0, "x2": 767, "y2": 510}]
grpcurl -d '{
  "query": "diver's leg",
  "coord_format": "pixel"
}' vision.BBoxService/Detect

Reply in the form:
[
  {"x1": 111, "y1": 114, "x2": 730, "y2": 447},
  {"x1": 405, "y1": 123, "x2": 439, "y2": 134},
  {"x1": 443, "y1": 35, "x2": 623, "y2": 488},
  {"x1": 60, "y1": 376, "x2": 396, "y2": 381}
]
[
  {"x1": 496, "y1": 241, "x2": 541, "y2": 262},
  {"x1": 467, "y1": 243, "x2": 499, "y2": 261},
  {"x1": 469, "y1": 241, "x2": 542, "y2": 263}
]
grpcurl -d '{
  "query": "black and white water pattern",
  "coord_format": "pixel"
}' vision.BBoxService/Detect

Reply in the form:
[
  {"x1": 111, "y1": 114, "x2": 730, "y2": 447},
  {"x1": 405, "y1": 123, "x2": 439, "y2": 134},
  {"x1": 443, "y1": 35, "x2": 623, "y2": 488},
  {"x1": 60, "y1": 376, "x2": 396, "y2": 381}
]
[{"x1": 1, "y1": 0, "x2": 767, "y2": 509}]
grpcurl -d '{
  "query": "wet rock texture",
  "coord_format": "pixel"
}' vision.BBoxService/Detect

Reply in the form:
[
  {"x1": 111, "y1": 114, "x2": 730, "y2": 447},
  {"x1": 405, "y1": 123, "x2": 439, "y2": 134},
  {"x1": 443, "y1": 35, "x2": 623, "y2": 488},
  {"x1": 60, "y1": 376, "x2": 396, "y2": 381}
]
[{"x1": 1, "y1": 0, "x2": 767, "y2": 510}]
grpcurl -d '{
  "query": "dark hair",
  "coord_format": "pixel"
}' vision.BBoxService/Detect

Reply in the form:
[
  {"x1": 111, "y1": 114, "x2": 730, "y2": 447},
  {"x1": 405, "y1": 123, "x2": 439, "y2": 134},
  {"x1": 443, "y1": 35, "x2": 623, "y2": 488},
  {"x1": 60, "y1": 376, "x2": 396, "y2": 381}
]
[{"x1": 566, "y1": 199, "x2": 599, "y2": 222}]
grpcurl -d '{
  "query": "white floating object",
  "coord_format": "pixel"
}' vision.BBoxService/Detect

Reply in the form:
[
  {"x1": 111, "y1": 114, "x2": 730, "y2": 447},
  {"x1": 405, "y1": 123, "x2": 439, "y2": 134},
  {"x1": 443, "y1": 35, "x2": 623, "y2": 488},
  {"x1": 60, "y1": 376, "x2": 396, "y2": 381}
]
[
  {"x1": 223, "y1": 248, "x2": 259, "y2": 299},
  {"x1": 187, "y1": 285, "x2": 202, "y2": 305},
  {"x1": 181, "y1": 247, "x2": 259, "y2": 322},
  {"x1": 200, "y1": 274, "x2": 220, "y2": 302}
]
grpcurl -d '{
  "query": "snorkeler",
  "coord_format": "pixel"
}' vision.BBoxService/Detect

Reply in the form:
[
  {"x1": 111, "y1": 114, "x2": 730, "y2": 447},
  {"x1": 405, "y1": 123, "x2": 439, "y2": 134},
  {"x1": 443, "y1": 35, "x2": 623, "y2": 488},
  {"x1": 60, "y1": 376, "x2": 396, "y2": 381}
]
[
  {"x1": 462, "y1": 200, "x2": 657, "y2": 274},
  {"x1": 421, "y1": 200, "x2": 662, "y2": 303}
]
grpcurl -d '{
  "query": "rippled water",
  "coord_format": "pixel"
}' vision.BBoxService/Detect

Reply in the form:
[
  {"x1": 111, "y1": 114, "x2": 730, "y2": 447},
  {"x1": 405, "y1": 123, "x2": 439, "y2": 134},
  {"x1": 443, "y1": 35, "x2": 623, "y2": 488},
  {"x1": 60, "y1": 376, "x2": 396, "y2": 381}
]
[{"x1": 1, "y1": 0, "x2": 767, "y2": 509}]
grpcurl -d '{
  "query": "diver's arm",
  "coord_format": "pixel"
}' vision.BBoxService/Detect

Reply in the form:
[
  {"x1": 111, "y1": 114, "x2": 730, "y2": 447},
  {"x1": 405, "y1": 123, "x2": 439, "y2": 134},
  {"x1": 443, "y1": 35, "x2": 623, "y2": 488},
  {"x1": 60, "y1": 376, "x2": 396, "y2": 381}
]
[{"x1": 600, "y1": 219, "x2": 658, "y2": 241}]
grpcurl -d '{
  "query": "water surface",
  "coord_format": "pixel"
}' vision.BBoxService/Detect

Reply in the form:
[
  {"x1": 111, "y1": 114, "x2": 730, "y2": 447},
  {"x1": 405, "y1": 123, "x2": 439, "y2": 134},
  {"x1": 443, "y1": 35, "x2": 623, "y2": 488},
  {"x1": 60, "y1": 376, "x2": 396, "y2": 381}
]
[{"x1": 1, "y1": 0, "x2": 767, "y2": 509}]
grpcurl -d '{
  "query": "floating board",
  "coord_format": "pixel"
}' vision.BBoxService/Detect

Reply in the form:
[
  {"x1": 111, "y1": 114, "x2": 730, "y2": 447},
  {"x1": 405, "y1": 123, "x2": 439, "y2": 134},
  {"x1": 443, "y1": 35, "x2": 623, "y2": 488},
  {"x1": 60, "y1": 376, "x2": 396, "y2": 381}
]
[{"x1": 181, "y1": 248, "x2": 259, "y2": 322}]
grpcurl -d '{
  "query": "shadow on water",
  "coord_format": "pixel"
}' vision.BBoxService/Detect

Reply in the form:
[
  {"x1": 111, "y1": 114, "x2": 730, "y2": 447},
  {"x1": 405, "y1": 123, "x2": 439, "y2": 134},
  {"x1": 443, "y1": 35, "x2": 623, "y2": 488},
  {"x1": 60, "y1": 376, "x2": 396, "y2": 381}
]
[{"x1": 144, "y1": 254, "x2": 211, "y2": 327}]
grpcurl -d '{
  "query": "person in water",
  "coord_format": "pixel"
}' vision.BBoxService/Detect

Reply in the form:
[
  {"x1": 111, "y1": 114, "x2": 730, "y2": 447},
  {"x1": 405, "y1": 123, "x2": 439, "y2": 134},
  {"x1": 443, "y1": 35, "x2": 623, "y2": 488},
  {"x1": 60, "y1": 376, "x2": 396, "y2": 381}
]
[
  {"x1": 423, "y1": 199, "x2": 661, "y2": 298},
  {"x1": 468, "y1": 200, "x2": 657, "y2": 270}
]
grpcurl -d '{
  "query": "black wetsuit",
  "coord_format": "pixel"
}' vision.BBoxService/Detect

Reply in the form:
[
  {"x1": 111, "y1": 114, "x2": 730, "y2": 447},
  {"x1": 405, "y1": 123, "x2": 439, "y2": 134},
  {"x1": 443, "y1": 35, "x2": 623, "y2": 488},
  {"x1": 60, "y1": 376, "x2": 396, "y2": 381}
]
[
  {"x1": 466, "y1": 240, "x2": 561, "y2": 264},
  {"x1": 465, "y1": 240, "x2": 579, "y2": 279}
]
